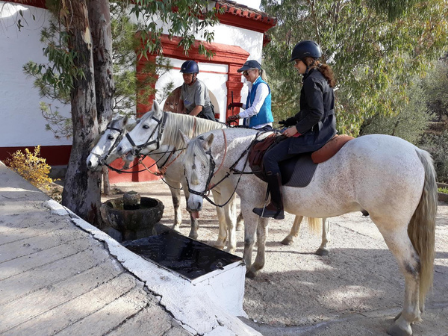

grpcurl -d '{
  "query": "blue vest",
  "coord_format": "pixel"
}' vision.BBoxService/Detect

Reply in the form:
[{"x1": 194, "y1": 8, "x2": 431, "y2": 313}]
[{"x1": 245, "y1": 77, "x2": 274, "y2": 128}]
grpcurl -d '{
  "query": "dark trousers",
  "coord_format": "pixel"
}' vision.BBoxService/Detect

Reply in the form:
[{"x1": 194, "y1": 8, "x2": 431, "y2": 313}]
[{"x1": 263, "y1": 138, "x2": 296, "y2": 174}]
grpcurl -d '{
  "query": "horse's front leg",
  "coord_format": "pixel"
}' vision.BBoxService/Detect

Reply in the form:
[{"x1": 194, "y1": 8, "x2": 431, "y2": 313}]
[
  {"x1": 240, "y1": 203, "x2": 260, "y2": 278},
  {"x1": 281, "y1": 215, "x2": 303, "y2": 245},
  {"x1": 236, "y1": 211, "x2": 244, "y2": 231},
  {"x1": 181, "y1": 181, "x2": 199, "y2": 240},
  {"x1": 316, "y1": 218, "x2": 330, "y2": 256},
  {"x1": 165, "y1": 178, "x2": 182, "y2": 232},
  {"x1": 214, "y1": 185, "x2": 238, "y2": 253},
  {"x1": 249, "y1": 216, "x2": 269, "y2": 277},
  {"x1": 211, "y1": 190, "x2": 226, "y2": 250}
]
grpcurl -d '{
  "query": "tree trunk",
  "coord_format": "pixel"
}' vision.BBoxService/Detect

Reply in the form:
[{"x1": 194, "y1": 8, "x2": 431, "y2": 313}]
[
  {"x1": 61, "y1": 0, "x2": 102, "y2": 227},
  {"x1": 88, "y1": 0, "x2": 114, "y2": 198}
]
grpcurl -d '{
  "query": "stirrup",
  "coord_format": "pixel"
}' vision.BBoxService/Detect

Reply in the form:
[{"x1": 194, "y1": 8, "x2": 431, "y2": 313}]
[{"x1": 253, "y1": 206, "x2": 285, "y2": 220}]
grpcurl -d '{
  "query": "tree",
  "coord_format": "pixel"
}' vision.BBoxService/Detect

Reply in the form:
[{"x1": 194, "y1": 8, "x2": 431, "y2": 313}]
[
  {"x1": 22, "y1": 0, "x2": 221, "y2": 225},
  {"x1": 261, "y1": 0, "x2": 448, "y2": 136}
]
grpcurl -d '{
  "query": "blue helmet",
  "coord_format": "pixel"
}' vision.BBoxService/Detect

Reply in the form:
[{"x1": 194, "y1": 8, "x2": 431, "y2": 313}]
[{"x1": 180, "y1": 60, "x2": 199, "y2": 74}]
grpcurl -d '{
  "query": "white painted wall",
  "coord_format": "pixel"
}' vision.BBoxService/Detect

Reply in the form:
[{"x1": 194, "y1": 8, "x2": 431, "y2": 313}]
[{"x1": 0, "y1": 2, "x2": 72, "y2": 147}]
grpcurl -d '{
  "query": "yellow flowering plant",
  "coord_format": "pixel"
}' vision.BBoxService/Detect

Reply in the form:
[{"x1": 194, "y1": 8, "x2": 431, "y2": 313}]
[{"x1": 6, "y1": 146, "x2": 54, "y2": 191}]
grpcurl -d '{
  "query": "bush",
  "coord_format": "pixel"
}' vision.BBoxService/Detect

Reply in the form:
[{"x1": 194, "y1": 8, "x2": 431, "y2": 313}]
[
  {"x1": 5, "y1": 146, "x2": 55, "y2": 190},
  {"x1": 419, "y1": 131, "x2": 448, "y2": 183}
]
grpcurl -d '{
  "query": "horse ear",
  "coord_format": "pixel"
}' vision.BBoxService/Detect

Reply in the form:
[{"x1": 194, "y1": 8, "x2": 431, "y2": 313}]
[
  {"x1": 202, "y1": 133, "x2": 214, "y2": 151},
  {"x1": 153, "y1": 101, "x2": 162, "y2": 118},
  {"x1": 179, "y1": 130, "x2": 191, "y2": 146}
]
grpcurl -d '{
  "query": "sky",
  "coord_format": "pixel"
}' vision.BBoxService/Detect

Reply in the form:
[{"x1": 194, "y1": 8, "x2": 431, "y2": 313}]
[{"x1": 233, "y1": 0, "x2": 261, "y2": 10}]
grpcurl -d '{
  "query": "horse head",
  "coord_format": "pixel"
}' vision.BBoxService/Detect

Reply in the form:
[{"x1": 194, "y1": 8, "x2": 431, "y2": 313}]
[
  {"x1": 181, "y1": 131, "x2": 215, "y2": 213},
  {"x1": 116, "y1": 101, "x2": 165, "y2": 159},
  {"x1": 86, "y1": 115, "x2": 136, "y2": 171}
]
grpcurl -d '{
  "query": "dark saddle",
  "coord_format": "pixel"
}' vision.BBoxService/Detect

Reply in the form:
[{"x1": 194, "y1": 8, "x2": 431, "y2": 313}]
[{"x1": 248, "y1": 134, "x2": 354, "y2": 187}]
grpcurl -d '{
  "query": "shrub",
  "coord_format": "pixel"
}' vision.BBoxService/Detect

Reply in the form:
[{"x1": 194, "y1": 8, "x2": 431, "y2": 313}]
[
  {"x1": 419, "y1": 131, "x2": 448, "y2": 183},
  {"x1": 6, "y1": 146, "x2": 54, "y2": 190}
]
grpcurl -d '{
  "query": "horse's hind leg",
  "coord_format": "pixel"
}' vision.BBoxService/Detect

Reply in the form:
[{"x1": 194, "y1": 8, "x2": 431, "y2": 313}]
[
  {"x1": 281, "y1": 215, "x2": 303, "y2": 245},
  {"x1": 166, "y1": 179, "x2": 182, "y2": 232},
  {"x1": 374, "y1": 220, "x2": 421, "y2": 336},
  {"x1": 316, "y1": 218, "x2": 330, "y2": 256}
]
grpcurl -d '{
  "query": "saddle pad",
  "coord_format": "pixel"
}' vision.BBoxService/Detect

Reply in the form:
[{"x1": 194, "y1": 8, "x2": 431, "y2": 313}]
[
  {"x1": 311, "y1": 134, "x2": 354, "y2": 164},
  {"x1": 281, "y1": 153, "x2": 318, "y2": 188}
]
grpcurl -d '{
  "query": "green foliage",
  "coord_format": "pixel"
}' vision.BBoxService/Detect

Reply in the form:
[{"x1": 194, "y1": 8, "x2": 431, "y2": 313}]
[
  {"x1": 128, "y1": 0, "x2": 222, "y2": 59},
  {"x1": 420, "y1": 131, "x2": 448, "y2": 182},
  {"x1": 261, "y1": 0, "x2": 448, "y2": 136},
  {"x1": 439, "y1": 187, "x2": 448, "y2": 194},
  {"x1": 421, "y1": 60, "x2": 448, "y2": 122},
  {"x1": 359, "y1": 76, "x2": 430, "y2": 144}
]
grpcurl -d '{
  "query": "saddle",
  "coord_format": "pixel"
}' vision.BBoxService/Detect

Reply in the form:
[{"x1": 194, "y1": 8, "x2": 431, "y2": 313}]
[{"x1": 248, "y1": 134, "x2": 354, "y2": 187}]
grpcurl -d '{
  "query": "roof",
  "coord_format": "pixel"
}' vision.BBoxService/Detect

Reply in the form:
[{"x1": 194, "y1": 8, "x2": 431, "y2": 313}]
[{"x1": 215, "y1": 0, "x2": 277, "y2": 33}]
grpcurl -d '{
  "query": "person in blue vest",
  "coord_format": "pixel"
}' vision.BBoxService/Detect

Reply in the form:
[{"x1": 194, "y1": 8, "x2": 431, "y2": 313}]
[
  {"x1": 226, "y1": 60, "x2": 274, "y2": 131},
  {"x1": 253, "y1": 40, "x2": 337, "y2": 220}
]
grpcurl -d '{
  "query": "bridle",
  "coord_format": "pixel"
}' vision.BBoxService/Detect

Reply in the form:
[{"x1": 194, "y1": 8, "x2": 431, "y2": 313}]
[
  {"x1": 185, "y1": 129, "x2": 260, "y2": 208},
  {"x1": 125, "y1": 112, "x2": 168, "y2": 156},
  {"x1": 90, "y1": 123, "x2": 126, "y2": 166}
]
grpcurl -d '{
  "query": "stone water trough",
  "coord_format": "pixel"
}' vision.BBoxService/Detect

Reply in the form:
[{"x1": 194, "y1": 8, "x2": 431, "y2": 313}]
[{"x1": 101, "y1": 191, "x2": 247, "y2": 317}]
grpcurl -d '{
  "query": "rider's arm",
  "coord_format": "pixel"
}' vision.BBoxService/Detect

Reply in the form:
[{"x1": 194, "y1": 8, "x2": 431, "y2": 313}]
[{"x1": 189, "y1": 105, "x2": 203, "y2": 117}]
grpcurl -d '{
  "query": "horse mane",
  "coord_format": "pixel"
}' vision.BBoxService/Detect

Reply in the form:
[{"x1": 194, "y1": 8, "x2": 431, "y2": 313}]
[{"x1": 161, "y1": 112, "x2": 226, "y2": 149}]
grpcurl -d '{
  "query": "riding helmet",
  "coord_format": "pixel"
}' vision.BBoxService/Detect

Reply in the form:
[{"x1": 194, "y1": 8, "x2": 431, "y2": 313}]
[
  {"x1": 290, "y1": 40, "x2": 322, "y2": 62},
  {"x1": 180, "y1": 60, "x2": 199, "y2": 74}
]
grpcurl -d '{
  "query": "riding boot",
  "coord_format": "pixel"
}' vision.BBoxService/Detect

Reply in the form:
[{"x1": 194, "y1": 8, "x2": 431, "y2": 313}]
[{"x1": 253, "y1": 172, "x2": 285, "y2": 220}]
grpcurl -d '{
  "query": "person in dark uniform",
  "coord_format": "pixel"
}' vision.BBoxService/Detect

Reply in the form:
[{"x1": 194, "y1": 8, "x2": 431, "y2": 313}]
[
  {"x1": 179, "y1": 60, "x2": 215, "y2": 120},
  {"x1": 253, "y1": 40, "x2": 337, "y2": 220}
]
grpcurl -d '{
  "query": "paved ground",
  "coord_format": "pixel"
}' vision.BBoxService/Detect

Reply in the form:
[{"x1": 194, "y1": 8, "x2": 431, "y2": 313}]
[{"x1": 108, "y1": 179, "x2": 448, "y2": 336}]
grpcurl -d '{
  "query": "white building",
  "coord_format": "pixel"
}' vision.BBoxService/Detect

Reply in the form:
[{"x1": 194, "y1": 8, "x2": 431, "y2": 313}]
[{"x1": 0, "y1": 0, "x2": 276, "y2": 182}]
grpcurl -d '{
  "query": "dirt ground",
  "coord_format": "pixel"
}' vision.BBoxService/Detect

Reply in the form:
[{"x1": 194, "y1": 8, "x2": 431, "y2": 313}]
[{"x1": 100, "y1": 179, "x2": 448, "y2": 336}]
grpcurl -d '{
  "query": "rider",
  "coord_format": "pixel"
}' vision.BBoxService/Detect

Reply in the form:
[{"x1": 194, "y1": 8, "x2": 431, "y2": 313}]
[
  {"x1": 253, "y1": 41, "x2": 337, "y2": 220},
  {"x1": 180, "y1": 60, "x2": 215, "y2": 120},
  {"x1": 226, "y1": 60, "x2": 274, "y2": 131}
]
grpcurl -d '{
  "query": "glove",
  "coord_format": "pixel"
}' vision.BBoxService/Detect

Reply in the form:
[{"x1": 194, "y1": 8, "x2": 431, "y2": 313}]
[
  {"x1": 227, "y1": 102, "x2": 243, "y2": 110},
  {"x1": 226, "y1": 114, "x2": 240, "y2": 123},
  {"x1": 279, "y1": 117, "x2": 296, "y2": 127}
]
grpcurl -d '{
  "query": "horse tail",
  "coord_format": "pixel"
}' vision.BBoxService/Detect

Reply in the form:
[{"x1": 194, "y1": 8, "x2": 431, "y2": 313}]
[
  {"x1": 306, "y1": 217, "x2": 322, "y2": 235},
  {"x1": 408, "y1": 149, "x2": 437, "y2": 304}
]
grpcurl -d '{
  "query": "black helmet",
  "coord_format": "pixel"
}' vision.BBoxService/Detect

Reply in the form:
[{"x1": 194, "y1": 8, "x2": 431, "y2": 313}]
[
  {"x1": 180, "y1": 60, "x2": 199, "y2": 74},
  {"x1": 290, "y1": 41, "x2": 322, "y2": 62}
]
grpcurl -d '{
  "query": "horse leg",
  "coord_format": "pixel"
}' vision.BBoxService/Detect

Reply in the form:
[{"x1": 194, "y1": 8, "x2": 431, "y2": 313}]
[
  {"x1": 223, "y1": 193, "x2": 238, "y2": 254},
  {"x1": 248, "y1": 216, "x2": 269, "y2": 278},
  {"x1": 241, "y1": 204, "x2": 259, "y2": 278},
  {"x1": 281, "y1": 215, "x2": 303, "y2": 245},
  {"x1": 182, "y1": 183, "x2": 199, "y2": 240},
  {"x1": 236, "y1": 211, "x2": 244, "y2": 231},
  {"x1": 316, "y1": 218, "x2": 330, "y2": 256},
  {"x1": 166, "y1": 179, "x2": 182, "y2": 232},
  {"x1": 374, "y1": 220, "x2": 421, "y2": 336},
  {"x1": 211, "y1": 190, "x2": 227, "y2": 250}
]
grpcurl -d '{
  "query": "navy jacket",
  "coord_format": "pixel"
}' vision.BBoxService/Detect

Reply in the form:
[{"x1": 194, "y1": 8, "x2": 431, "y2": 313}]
[{"x1": 285, "y1": 69, "x2": 336, "y2": 154}]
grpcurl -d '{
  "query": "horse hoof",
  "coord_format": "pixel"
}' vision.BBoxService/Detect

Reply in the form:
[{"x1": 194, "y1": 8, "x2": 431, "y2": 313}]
[
  {"x1": 281, "y1": 237, "x2": 294, "y2": 245},
  {"x1": 236, "y1": 224, "x2": 244, "y2": 231},
  {"x1": 225, "y1": 247, "x2": 236, "y2": 254},
  {"x1": 212, "y1": 241, "x2": 225, "y2": 250},
  {"x1": 387, "y1": 323, "x2": 412, "y2": 336},
  {"x1": 189, "y1": 232, "x2": 198, "y2": 240},
  {"x1": 171, "y1": 224, "x2": 181, "y2": 232},
  {"x1": 246, "y1": 269, "x2": 258, "y2": 279},
  {"x1": 316, "y1": 248, "x2": 329, "y2": 256}
]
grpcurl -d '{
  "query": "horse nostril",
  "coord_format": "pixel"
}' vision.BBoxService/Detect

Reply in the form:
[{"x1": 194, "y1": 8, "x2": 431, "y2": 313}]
[
  {"x1": 117, "y1": 146, "x2": 122, "y2": 153},
  {"x1": 87, "y1": 161, "x2": 92, "y2": 167},
  {"x1": 197, "y1": 202, "x2": 202, "y2": 211}
]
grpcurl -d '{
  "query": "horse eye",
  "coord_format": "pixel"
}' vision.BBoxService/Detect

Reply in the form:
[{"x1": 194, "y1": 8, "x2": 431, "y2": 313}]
[
  {"x1": 143, "y1": 124, "x2": 150, "y2": 129},
  {"x1": 107, "y1": 135, "x2": 114, "y2": 140}
]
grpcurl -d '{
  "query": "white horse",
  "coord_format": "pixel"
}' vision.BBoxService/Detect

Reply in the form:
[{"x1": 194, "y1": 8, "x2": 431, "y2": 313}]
[
  {"x1": 180, "y1": 127, "x2": 437, "y2": 336},
  {"x1": 86, "y1": 115, "x2": 234, "y2": 242},
  {"x1": 115, "y1": 102, "x2": 329, "y2": 254}
]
